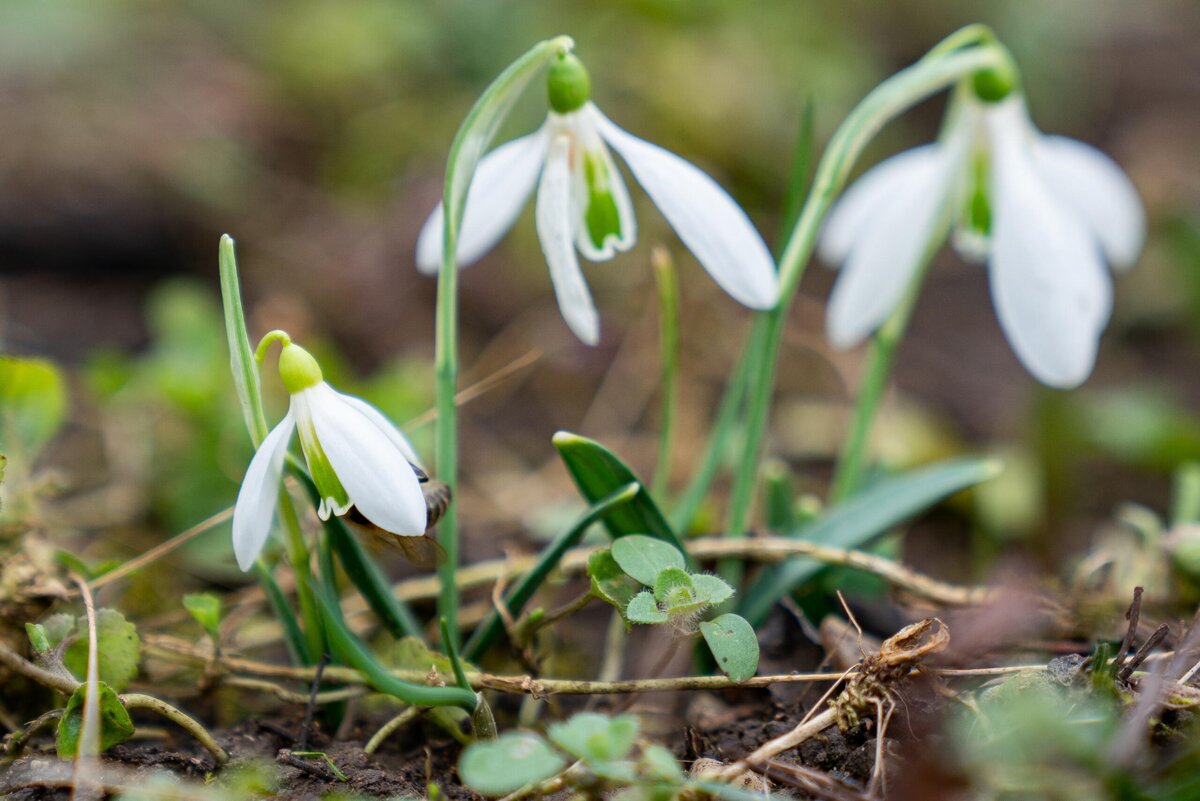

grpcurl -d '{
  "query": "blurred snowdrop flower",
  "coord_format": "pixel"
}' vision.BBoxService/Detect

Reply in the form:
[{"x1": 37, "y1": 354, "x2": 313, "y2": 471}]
[
  {"x1": 820, "y1": 90, "x2": 1145, "y2": 388},
  {"x1": 417, "y1": 52, "x2": 779, "y2": 345},
  {"x1": 232, "y1": 338, "x2": 426, "y2": 571}
]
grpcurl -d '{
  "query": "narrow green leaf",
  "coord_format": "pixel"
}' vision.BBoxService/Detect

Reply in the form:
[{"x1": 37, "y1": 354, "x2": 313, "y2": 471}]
[
  {"x1": 464, "y1": 482, "x2": 638, "y2": 661},
  {"x1": 218, "y1": 234, "x2": 268, "y2": 446},
  {"x1": 0, "y1": 355, "x2": 67, "y2": 455},
  {"x1": 56, "y1": 682, "x2": 135, "y2": 758},
  {"x1": 587, "y1": 549, "x2": 636, "y2": 616},
  {"x1": 741, "y1": 457, "x2": 1003, "y2": 625},
  {"x1": 700, "y1": 614, "x2": 759, "y2": 682},
  {"x1": 324, "y1": 504, "x2": 423, "y2": 641},
  {"x1": 310, "y1": 581, "x2": 477, "y2": 712},
  {"x1": 625, "y1": 592, "x2": 668, "y2": 624},
  {"x1": 182, "y1": 593, "x2": 222, "y2": 640},
  {"x1": 553, "y1": 431, "x2": 690, "y2": 560},
  {"x1": 611, "y1": 534, "x2": 685, "y2": 586},
  {"x1": 254, "y1": 561, "x2": 310, "y2": 666},
  {"x1": 459, "y1": 733, "x2": 565, "y2": 797}
]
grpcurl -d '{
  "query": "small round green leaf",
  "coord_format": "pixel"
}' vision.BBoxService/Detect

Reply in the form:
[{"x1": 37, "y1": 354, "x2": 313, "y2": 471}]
[
  {"x1": 690, "y1": 574, "x2": 734, "y2": 606},
  {"x1": 588, "y1": 549, "x2": 636, "y2": 613},
  {"x1": 652, "y1": 568, "x2": 695, "y2": 603},
  {"x1": 56, "y1": 682, "x2": 135, "y2": 758},
  {"x1": 64, "y1": 609, "x2": 141, "y2": 692},
  {"x1": 182, "y1": 593, "x2": 222, "y2": 639},
  {"x1": 547, "y1": 712, "x2": 639, "y2": 763},
  {"x1": 626, "y1": 592, "x2": 668, "y2": 624},
  {"x1": 611, "y1": 535, "x2": 685, "y2": 586},
  {"x1": 640, "y1": 743, "x2": 685, "y2": 783},
  {"x1": 699, "y1": 613, "x2": 759, "y2": 683},
  {"x1": 459, "y1": 733, "x2": 565, "y2": 796}
]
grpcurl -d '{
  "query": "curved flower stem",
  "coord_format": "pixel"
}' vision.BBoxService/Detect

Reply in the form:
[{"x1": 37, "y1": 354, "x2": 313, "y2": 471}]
[
  {"x1": 828, "y1": 211, "x2": 953, "y2": 502},
  {"x1": 721, "y1": 37, "x2": 1009, "y2": 577}
]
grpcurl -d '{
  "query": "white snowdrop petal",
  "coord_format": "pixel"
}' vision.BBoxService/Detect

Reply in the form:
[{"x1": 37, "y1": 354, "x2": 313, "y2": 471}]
[
  {"x1": 333, "y1": 391, "x2": 422, "y2": 468},
  {"x1": 1035, "y1": 135, "x2": 1146, "y2": 270},
  {"x1": 590, "y1": 105, "x2": 779, "y2": 309},
  {"x1": 232, "y1": 412, "x2": 295, "y2": 571},
  {"x1": 988, "y1": 118, "x2": 1112, "y2": 389},
  {"x1": 826, "y1": 151, "x2": 953, "y2": 348},
  {"x1": 820, "y1": 145, "x2": 944, "y2": 267},
  {"x1": 536, "y1": 134, "x2": 600, "y2": 345},
  {"x1": 415, "y1": 129, "x2": 549, "y2": 274},
  {"x1": 308, "y1": 385, "x2": 427, "y2": 535}
]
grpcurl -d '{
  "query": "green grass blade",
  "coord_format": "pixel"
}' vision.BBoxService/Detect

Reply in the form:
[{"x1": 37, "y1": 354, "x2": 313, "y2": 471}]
[
  {"x1": 254, "y1": 561, "x2": 311, "y2": 666},
  {"x1": 552, "y1": 431, "x2": 690, "y2": 559},
  {"x1": 740, "y1": 456, "x2": 1002, "y2": 625},
  {"x1": 463, "y1": 482, "x2": 639, "y2": 661}
]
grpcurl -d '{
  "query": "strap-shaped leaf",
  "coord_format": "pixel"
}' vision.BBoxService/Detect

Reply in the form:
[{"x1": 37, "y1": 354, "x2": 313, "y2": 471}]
[
  {"x1": 741, "y1": 457, "x2": 1001, "y2": 625},
  {"x1": 553, "y1": 431, "x2": 689, "y2": 559}
]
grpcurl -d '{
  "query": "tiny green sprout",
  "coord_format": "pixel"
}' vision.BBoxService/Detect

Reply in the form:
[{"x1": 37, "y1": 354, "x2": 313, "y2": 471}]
[
  {"x1": 183, "y1": 593, "x2": 222, "y2": 640},
  {"x1": 25, "y1": 622, "x2": 50, "y2": 655},
  {"x1": 547, "y1": 51, "x2": 591, "y2": 114}
]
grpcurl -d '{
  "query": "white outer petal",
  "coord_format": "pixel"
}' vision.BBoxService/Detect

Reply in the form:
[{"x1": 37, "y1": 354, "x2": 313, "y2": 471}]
[
  {"x1": 988, "y1": 108, "x2": 1112, "y2": 389},
  {"x1": 333, "y1": 391, "x2": 422, "y2": 468},
  {"x1": 589, "y1": 104, "x2": 779, "y2": 309},
  {"x1": 819, "y1": 145, "x2": 943, "y2": 267},
  {"x1": 826, "y1": 148, "x2": 954, "y2": 348},
  {"x1": 1035, "y1": 135, "x2": 1146, "y2": 270},
  {"x1": 307, "y1": 384, "x2": 427, "y2": 535},
  {"x1": 537, "y1": 134, "x2": 600, "y2": 345},
  {"x1": 415, "y1": 129, "x2": 549, "y2": 274},
  {"x1": 231, "y1": 412, "x2": 295, "y2": 571}
]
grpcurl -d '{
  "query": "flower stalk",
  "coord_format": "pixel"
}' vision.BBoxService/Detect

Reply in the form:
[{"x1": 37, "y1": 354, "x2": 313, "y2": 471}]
[{"x1": 723, "y1": 34, "x2": 1010, "y2": 561}]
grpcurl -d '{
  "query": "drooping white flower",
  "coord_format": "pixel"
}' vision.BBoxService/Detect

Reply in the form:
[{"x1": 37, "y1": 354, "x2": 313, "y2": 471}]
[
  {"x1": 417, "y1": 52, "x2": 779, "y2": 345},
  {"x1": 232, "y1": 341, "x2": 427, "y2": 571},
  {"x1": 820, "y1": 92, "x2": 1145, "y2": 388}
]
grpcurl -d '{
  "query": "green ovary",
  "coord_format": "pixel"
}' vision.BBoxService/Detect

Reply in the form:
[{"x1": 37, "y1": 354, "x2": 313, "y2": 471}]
[{"x1": 584, "y1": 153, "x2": 622, "y2": 251}]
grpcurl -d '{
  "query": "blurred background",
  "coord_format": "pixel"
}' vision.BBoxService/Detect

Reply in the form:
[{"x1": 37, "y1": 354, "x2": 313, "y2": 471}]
[{"x1": 2, "y1": 0, "x2": 1199, "y2": 599}]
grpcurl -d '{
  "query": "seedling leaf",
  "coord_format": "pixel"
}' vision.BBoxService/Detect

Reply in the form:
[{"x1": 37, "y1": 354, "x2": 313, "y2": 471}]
[
  {"x1": 691, "y1": 574, "x2": 735, "y2": 607},
  {"x1": 700, "y1": 613, "x2": 759, "y2": 682},
  {"x1": 611, "y1": 534, "x2": 685, "y2": 586},
  {"x1": 459, "y1": 732, "x2": 565, "y2": 796},
  {"x1": 182, "y1": 593, "x2": 222, "y2": 640},
  {"x1": 547, "y1": 712, "x2": 639, "y2": 762},
  {"x1": 588, "y1": 549, "x2": 636, "y2": 614},
  {"x1": 64, "y1": 609, "x2": 141, "y2": 692},
  {"x1": 626, "y1": 592, "x2": 668, "y2": 624},
  {"x1": 56, "y1": 682, "x2": 134, "y2": 758}
]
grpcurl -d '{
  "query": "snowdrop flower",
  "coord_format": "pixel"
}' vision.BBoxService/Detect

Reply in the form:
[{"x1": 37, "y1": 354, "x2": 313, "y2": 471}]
[
  {"x1": 820, "y1": 85, "x2": 1145, "y2": 388},
  {"x1": 232, "y1": 337, "x2": 426, "y2": 571},
  {"x1": 417, "y1": 51, "x2": 779, "y2": 345}
]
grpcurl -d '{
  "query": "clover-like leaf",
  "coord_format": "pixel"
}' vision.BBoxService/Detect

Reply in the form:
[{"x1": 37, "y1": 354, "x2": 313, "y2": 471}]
[
  {"x1": 183, "y1": 593, "x2": 222, "y2": 640},
  {"x1": 588, "y1": 549, "x2": 635, "y2": 614},
  {"x1": 56, "y1": 681, "x2": 135, "y2": 758},
  {"x1": 459, "y1": 732, "x2": 565, "y2": 796},
  {"x1": 625, "y1": 591, "x2": 668, "y2": 624},
  {"x1": 653, "y1": 568, "x2": 707, "y2": 616},
  {"x1": 690, "y1": 574, "x2": 734, "y2": 607},
  {"x1": 547, "y1": 712, "x2": 639, "y2": 763},
  {"x1": 64, "y1": 609, "x2": 141, "y2": 692},
  {"x1": 700, "y1": 613, "x2": 759, "y2": 682},
  {"x1": 640, "y1": 743, "x2": 685, "y2": 783},
  {"x1": 611, "y1": 535, "x2": 685, "y2": 586}
]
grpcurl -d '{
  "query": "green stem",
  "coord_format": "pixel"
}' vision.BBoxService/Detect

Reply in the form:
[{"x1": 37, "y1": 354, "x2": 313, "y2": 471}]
[
  {"x1": 828, "y1": 210, "x2": 953, "y2": 502},
  {"x1": 723, "y1": 39, "x2": 1008, "y2": 551},
  {"x1": 278, "y1": 492, "x2": 325, "y2": 662},
  {"x1": 652, "y1": 249, "x2": 680, "y2": 498}
]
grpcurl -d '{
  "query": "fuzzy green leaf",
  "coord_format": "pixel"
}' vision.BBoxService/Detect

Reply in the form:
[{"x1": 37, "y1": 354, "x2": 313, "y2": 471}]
[
  {"x1": 56, "y1": 682, "x2": 135, "y2": 758},
  {"x1": 547, "y1": 712, "x2": 639, "y2": 763},
  {"x1": 700, "y1": 613, "x2": 759, "y2": 683},
  {"x1": 459, "y1": 733, "x2": 565, "y2": 797},
  {"x1": 588, "y1": 549, "x2": 636, "y2": 615},
  {"x1": 611, "y1": 535, "x2": 685, "y2": 587},
  {"x1": 64, "y1": 609, "x2": 141, "y2": 692},
  {"x1": 652, "y1": 567, "x2": 695, "y2": 604},
  {"x1": 691, "y1": 574, "x2": 735, "y2": 607},
  {"x1": 625, "y1": 592, "x2": 668, "y2": 625}
]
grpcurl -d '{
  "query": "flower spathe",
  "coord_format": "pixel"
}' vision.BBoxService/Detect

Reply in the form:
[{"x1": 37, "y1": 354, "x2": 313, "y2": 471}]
[
  {"x1": 232, "y1": 342, "x2": 427, "y2": 571},
  {"x1": 820, "y1": 93, "x2": 1145, "y2": 388},
  {"x1": 416, "y1": 64, "x2": 779, "y2": 345}
]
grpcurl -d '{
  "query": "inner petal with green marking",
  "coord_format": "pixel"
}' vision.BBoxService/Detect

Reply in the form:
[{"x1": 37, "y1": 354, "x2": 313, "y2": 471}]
[
  {"x1": 294, "y1": 401, "x2": 350, "y2": 519},
  {"x1": 582, "y1": 150, "x2": 624, "y2": 251}
]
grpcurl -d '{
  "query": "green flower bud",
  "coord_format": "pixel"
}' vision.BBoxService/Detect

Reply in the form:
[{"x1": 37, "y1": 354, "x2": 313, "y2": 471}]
[
  {"x1": 971, "y1": 57, "x2": 1019, "y2": 103},
  {"x1": 278, "y1": 342, "x2": 323, "y2": 393},
  {"x1": 547, "y1": 52, "x2": 590, "y2": 114}
]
